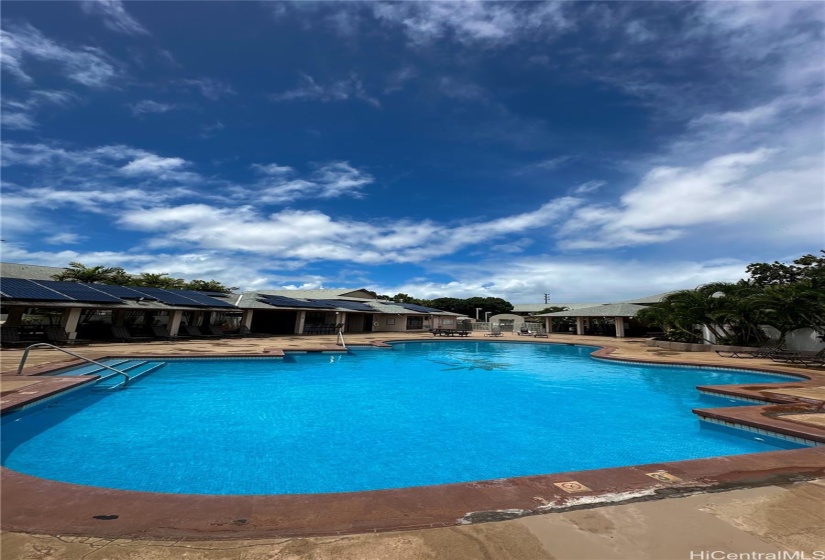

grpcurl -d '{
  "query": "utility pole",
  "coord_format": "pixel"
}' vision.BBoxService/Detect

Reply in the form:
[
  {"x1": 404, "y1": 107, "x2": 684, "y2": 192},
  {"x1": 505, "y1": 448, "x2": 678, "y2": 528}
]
[{"x1": 544, "y1": 293, "x2": 550, "y2": 304}]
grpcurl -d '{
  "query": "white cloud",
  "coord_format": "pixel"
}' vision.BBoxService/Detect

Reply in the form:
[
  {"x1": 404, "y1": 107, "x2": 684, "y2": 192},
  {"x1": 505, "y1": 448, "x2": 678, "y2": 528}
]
[
  {"x1": 270, "y1": 73, "x2": 380, "y2": 107},
  {"x1": 241, "y1": 161, "x2": 374, "y2": 203},
  {"x1": 2, "y1": 90, "x2": 78, "y2": 129},
  {"x1": 1, "y1": 112, "x2": 37, "y2": 130},
  {"x1": 182, "y1": 78, "x2": 236, "y2": 100},
  {"x1": 80, "y1": 0, "x2": 149, "y2": 36},
  {"x1": 556, "y1": 146, "x2": 823, "y2": 251},
  {"x1": 120, "y1": 155, "x2": 188, "y2": 175},
  {"x1": 528, "y1": 156, "x2": 574, "y2": 172},
  {"x1": 45, "y1": 233, "x2": 85, "y2": 245},
  {"x1": 129, "y1": 100, "x2": 179, "y2": 115},
  {"x1": 370, "y1": 2, "x2": 573, "y2": 46},
  {"x1": 251, "y1": 163, "x2": 294, "y2": 176},
  {"x1": 117, "y1": 197, "x2": 581, "y2": 265},
  {"x1": 0, "y1": 23, "x2": 119, "y2": 87},
  {"x1": 571, "y1": 180, "x2": 605, "y2": 195},
  {"x1": 376, "y1": 257, "x2": 755, "y2": 304}
]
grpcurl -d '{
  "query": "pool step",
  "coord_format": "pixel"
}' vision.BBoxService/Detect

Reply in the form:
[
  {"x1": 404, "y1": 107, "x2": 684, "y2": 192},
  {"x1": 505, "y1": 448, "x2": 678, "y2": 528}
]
[
  {"x1": 54, "y1": 359, "x2": 132, "y2": 376},
  {"x1": 94, "y1": 361, "x2": 167, "y2": 388}
]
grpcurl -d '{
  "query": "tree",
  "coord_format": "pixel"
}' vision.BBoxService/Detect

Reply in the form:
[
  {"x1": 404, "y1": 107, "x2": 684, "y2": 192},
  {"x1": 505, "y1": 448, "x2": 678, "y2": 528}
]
[
  {"x1": 52, "y1": 262, "x2": 122, "y2": 284},
  {"x1": 638, "y1": 251, "x2": 825, "y2": 346},
  {"x1": 536, "y1": 306, "x2": 568, "y2": 315},
  {"x1": 133, "y1": 272, "x2": 185, "y2": 290},
  {"x1": 184, "y1": 279, "x2": 238, "y2": 294},
  {"x1": 746, "y1": 251, "x2": 825, "y2": 287}
]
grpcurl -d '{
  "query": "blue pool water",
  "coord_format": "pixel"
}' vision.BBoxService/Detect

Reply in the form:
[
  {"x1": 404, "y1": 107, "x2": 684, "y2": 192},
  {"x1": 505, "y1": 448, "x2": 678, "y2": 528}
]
[{"x1": 1, "y1": 341, "x2": 805, "y2": 495}]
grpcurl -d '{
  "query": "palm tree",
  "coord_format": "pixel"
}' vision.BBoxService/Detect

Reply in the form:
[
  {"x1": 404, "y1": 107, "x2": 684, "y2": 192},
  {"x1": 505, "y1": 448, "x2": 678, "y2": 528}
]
[
  {"x1": 134, "y1": 272, "x2": 185, "y2": 290},
  {"x1": 52, "y1": 262, "x2": 121, "y2": 284}
]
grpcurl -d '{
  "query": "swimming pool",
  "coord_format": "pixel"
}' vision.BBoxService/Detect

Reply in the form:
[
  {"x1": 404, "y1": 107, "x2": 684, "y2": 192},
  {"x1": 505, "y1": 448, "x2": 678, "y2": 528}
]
[{"x1": 1, "y1": 341, "x2": 806, "y2": 495}]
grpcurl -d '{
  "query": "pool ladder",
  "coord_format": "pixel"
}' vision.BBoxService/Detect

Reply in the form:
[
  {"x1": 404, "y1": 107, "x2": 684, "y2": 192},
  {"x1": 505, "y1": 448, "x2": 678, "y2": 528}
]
[
  {"x1": 16, "y1": 343, "x2": 132, "y2": 389},
  {"x1": 337, "y1": 328, "x2": 347, "y2": 349}
]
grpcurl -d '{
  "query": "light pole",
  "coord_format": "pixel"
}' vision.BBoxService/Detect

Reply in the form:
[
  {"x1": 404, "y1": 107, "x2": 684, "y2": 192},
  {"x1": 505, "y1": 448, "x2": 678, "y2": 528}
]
[
  {"x1": 475, "y1": 308, "x2": 482, "y2": 321},
  {"x1": 485, "y1": 311, "x2": 491, "y2": 323}
]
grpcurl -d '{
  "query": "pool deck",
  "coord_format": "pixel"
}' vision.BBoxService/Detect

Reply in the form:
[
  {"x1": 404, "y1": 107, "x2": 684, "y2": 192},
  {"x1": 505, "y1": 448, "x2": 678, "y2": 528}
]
[{"x1": 1, "y1": 332, "x2": 824, "y2": 558}]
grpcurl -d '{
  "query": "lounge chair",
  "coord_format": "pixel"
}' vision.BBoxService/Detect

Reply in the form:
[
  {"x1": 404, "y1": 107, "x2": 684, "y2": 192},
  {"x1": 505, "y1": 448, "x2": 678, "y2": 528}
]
[
  {"x1": 182, "y1": 325, "x2": 222, "y2": 339},
  {"x1": 533, "y1": 328, "x2": 549, "y2": 338},
  {"x1": 485, "y1": 327, "x2": 503, "y2": 337},
  {"x1": 516, "y1": 326, "x2": 531, "y2": 336},
  {"x1": 769, "y1": 347, "x2": 825, "y2": 365},
  {"x1": 238, "y1": 325, "x2": 271, "y2": 338},
  {"x1": 206, "y1": 325, "x2": 229, "y2": 338},
  {"x1": 1, "y1": 327, "x2": 30, "y2": 348},
  {"x1": 151, "y1": 325, "x2": 179, "y2": 340},
  {"x1": 715, "y1": 341, "x2": 785, "y2": 359},
  {"x1": 43, "y1": 326, "x2": 90, "y2": 346},
  {"x1": 110, "y1": 325, "x2": 152, "y2": 342}
]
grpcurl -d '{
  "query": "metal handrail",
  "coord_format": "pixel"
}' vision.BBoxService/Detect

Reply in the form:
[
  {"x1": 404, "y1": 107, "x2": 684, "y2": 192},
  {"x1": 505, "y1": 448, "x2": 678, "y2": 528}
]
[
  {"x1": 337, "y1": 329, "x2": 347, "y2": 349},
  {"x1": 17, "y1": 343, "x2": 131, "y2": 388}
]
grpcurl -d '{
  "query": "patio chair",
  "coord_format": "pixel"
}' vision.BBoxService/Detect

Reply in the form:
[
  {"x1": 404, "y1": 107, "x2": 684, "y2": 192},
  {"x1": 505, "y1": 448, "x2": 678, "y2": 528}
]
[
  {"x1": 715, "y1": 340, "x2": 785, "y2": 359},
  {"x1": 43, "y1": 326, "x2": 90, "y2": 346},
  {"x1": 485, "y1": 326, "x2": 503, "y2": 337},
  {"x1": 533, "y1": 327, "x2": 549, "y2": 338},
  {"x1": 1, "y1": 327, "x2": 30, "y2": 348},
  {"x1": 206, "y1": 325, "x2": 229, "y2": 338},
  {"x1": 238, "y1": 325, "x2": 271, "y2": 338},
  {"x1": 516, "y1": 326, "x2": 531, "y2": 336},
  {"x1": 182, "y1": 325, "x2": 222, "y2": 339},
  {"x1": 769, "y1": 347, "x2": 825, "y2": 365},
  {"x1": 151, "y1": 325, "x2": 178, "y2": 340},
  {"x1": 110, "y1": 325, "x2": 152, "y2": 343}
]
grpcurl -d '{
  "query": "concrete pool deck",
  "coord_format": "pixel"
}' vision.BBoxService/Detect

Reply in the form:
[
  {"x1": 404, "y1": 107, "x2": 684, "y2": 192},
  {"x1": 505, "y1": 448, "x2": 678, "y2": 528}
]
[{"x1": 1, "y1": 332, "x2": 824, "y2": 558}]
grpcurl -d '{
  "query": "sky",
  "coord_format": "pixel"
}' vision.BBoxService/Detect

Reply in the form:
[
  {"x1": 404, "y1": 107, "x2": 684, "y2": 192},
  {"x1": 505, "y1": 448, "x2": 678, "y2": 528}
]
[{"x1": 1, "y1": 1, "x2": 823, "y2": 304}]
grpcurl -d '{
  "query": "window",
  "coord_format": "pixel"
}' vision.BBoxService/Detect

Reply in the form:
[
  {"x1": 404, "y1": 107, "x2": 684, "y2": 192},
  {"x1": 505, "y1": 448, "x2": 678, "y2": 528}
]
[{"x1": 406, "y1": 316, "x2": 424, "y2": 329}]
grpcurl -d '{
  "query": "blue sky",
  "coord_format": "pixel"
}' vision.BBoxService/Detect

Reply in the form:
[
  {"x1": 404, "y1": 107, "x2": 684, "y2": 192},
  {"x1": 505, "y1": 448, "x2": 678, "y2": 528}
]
[{"x1": 1, "y1": 1, "x2": 823, "y2": 303}]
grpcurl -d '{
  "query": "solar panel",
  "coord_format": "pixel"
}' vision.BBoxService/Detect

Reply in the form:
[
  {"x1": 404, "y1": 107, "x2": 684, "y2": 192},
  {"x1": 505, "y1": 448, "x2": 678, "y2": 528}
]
[
  {"x1": 174, "y1": 289, "x2": 236, "y2": 308},
  {"x1": 196, "y1": 291, "x2": 231, "y2": 298},
  {"x1": 0, "y1": 278, "x2": 75, "y2": 301},
  {"x1": 258, "y1": 295, "x2": 336, "y2": 309},
  {"x1": 89, "y1": 284, "x2": 160, "y2": 301},
  {"x1": 395, "y1": 302, "x2": 443, "y2": 313},
  {"x1": 126, "y1": 287, "x2": 207, "y2": 307},
  {"x1": 33, "y1": 281, "x2": 124, "y2": 303},
  {"x1": 323, "y1": 299, "x2": 376, "y2": 312}
]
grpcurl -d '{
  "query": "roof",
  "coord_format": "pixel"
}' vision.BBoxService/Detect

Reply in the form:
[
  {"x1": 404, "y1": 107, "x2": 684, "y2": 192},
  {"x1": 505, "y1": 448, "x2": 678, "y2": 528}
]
[
  {"x1": 614, "y1": 291, "x2": 679, "y2": 305},
  {"x1": 0, "y1": 262, "x2": 66, "y2": 281},
  {"x1": 537, "y1": 303, "x2": 648, "y2": 317},
  {"x1": 0, "y1": 278, "x2": 238, "y2": 311},
  {"x1": 254, "y1": 288, "x2": 377, "y2": 300},
  {"x1": 235, "y1": 291, "x2": 459, "y2": 315},
  {"x1": 512, "y1": 303, "x2": 605, "y2": 313}
]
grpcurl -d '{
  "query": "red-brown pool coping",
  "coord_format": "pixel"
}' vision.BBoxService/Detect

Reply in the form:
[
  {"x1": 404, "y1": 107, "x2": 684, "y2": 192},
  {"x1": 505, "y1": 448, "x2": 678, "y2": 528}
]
[{"x1": 2, "y1": 342, "x2": 824, "y2": 539}]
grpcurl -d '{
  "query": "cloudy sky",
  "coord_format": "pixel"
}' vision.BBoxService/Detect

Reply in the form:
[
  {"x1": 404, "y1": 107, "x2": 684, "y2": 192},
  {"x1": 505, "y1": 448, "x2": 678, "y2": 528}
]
[{"x1": 1, "y1": 1, "x2": 823, "y2": 303}]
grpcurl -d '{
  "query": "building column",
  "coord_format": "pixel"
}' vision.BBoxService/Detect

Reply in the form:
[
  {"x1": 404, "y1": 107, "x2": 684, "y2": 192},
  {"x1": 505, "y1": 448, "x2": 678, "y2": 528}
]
[
  {"x1": 545, "y1": 317, "x2": 552, "y2": 333},
  {"x1": 4, "y1": 307, "x2": 25, "y2": 327},
  {"x1": 337, "y1": 312, "x2": 346, "y2": 332},
  {"x1": 241, "y1": 309, "x2": 254, "y2": 330},
  {"x1": 60, "y1": 308, "x2": 82, "y2": 340},
  {"x1": 295, "y1": 311, "x2": 306, "y2": 334},
  {"x1": 576, "y1": 317, "x2": 585, "y2": 335},
  {"x1": 168, "y1": 310, "x2": 184, "y2": 337},
  {"x1": 112, "y1": 309, "x2": 128, "y2": 327},
  {"x1": 614, "y1": 317, "x2": 626, "y2": 338}
]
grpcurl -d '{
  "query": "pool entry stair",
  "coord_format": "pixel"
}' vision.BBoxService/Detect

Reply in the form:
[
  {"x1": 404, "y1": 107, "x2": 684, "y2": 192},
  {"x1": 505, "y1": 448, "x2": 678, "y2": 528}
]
[
  {"x1": 54, "y1": 359, "x2": 167, "y2": 389},
  {"x1": 15, "y1": 343, "x2": 166, "y2": 389}
]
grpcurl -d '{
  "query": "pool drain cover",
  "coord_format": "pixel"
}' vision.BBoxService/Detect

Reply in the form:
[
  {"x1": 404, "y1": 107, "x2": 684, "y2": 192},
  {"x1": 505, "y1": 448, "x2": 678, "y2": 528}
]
[{"x1": 92, "y1": 515, "x2": 119, "y2": 520}]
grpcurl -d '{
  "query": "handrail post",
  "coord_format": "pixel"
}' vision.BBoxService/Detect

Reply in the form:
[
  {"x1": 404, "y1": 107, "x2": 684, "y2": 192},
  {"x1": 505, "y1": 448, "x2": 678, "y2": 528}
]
[{"x1": 16, "y1": 343, "x2": 131, "y2": 387}]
